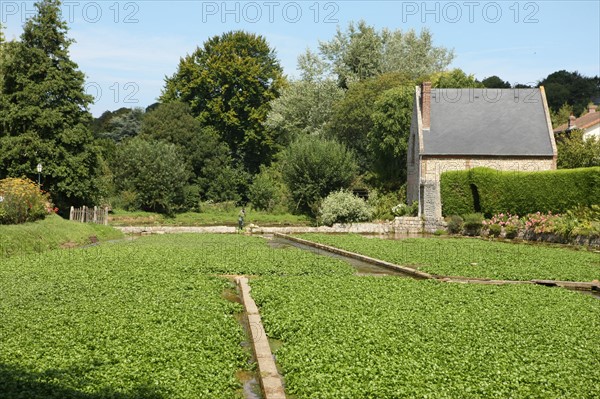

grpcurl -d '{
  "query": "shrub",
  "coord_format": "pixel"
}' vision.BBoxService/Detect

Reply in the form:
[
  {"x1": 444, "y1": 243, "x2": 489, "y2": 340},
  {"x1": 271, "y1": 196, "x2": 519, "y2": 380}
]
[
  {"x1": 445, "y1": 215, "x2": 463, "y2": 234},
  {"x1": 319, "y1": 190, "x2": 374, "y2": 226},
  {"x1": 441, "y1": 167, "x2": 600, "y2": 217},
  {"x1": 504, "y1": 225, "x2": 519, "y2": 239},
  {"x1": 249, "y1": 165, "x2": 289, "y2": 212},
  {"x1": 462, "y1": 213, "x2": 484, "y2": 236},
  {"x1": 392, "y1": 201, "x2": 418, "y2": 217},
  {"x1": 282, "y1": 136, "x2": 358, "y2": 216},
  {"x1": 0, "y1": 177, "x2": 52, "y2": 224},
  {"x1": 368, "y1": 189, "x2": 406, "y2": 221},
  {"x1": 488, "y1": 224, "x2": 502, "y2": 237}
]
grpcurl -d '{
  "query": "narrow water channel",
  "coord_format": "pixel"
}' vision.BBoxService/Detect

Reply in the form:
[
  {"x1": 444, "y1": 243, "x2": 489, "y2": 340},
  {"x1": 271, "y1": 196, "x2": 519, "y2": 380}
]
[{"x1": 267, "y1": 236, "x2": 412, "y2": 277}]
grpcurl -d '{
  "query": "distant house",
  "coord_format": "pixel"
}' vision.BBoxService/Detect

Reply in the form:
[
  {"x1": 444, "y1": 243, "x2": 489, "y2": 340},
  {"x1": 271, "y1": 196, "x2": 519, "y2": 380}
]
[
  {"x1": 406, "y1": 82, "x2": 557, "y2": 223},
  {"x1": 553, "y1": 104, "x2": 600, "y2": 139}
]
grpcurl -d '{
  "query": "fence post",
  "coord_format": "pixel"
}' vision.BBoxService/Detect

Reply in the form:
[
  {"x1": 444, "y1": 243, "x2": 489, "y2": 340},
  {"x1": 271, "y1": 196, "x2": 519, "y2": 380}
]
[
  {"x1": 104, "y1": 207, "x2": 108, "y2": 226},
  {"x1": 70, "y1": 206, "x2": 74, "y2": 221},
  {"x1": 82, "y1": 205, "x2": 87, "y2": 223},
  {"x1": 93, "y1": 206, "x2": 98, "y2": 224}
]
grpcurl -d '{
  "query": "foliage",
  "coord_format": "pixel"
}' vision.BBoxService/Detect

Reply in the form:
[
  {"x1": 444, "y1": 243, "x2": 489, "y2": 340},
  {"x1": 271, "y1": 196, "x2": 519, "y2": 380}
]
[
  {"x1": 550, "y1": 102, "x2": 573, "y2": 128},
  {"x1": 319, "y1": 190, "x2": 373, "y2": 226},
  {"x1": 315, "y1": 20, "x2": 454, "y2": 87},
  {"x1": 483, "y1": 212, "x2": 523, "y2": 237},
  {"x1": 462, "y1": 213, "x2": 484, "y2": 236},
  {"x1": 113, "y1": 138, "x2": 190, "y2": 214},
  {"x1": 0, "y1": 213, "x2": 122, "y2": 257},
  {"x1": 445, "y1": 215, "x2": 463, "y2": 234},
  {"x1": 299, "y1": 234, "x2": 600, "y2": 281},
  {"x1": 481, "y1": 75, "x2": 511, "y2": 88},
  {"x1": 281, "y1": 136, "x2": 358, "y2": 215},
  {"x1": 0, "y1": 0, "x2": 102, "y2": 212},
  {"x1": 0, "y1": 177, "x2": 51, "y2": 224},
  {"x1": 248, "y1": 164, "x2": 289, "y2": 212},
  {"x1": 197, "y1": 156, "x2": 250, "y2": 204},
  {"x1": 391, "y1": 201, "x2": 418, "y2": 217},
  {"x1": 265, "y1": 79, "x2": 344, "y2": 143},
  {"x1": 440, "y1": 167, "x2": 600, "y2": 217},
  {"x1": 538, "y1": 70, "x2": 599, "y2": 114},
  {"x1": 367, "y1": 188, "x2": 406, "y2": 220},
  {"x1": 327, "y1": 72, "x2": 412, "y2": 172},
  {"x1": 556, "y1": 129, "x2": 600, "y2": 169},
  {"x1": 367, "y1": 85, "x2": 413, "y2": 188},
  {"x1": 252, "y1": 276, "x2": 600, "y2": 398},
  {"x1": 97, "y1": 107, "x2": 144, "y2": 142},
  {"x1": 429, "y1": 68, "x2": 484, "y2": 88},
  {"x1": 161, "y1": 31, "x2": 285, "y2": 173}
]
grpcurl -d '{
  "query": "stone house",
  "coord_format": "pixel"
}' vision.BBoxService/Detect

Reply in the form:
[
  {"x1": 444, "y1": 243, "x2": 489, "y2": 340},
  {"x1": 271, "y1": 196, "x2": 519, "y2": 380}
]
[
  {"x1": 553, "y1": 104, "x2": 600, "y2": 139},
  {"x1": 406, "y1": 82, "x2": 557, "y2": 223}
]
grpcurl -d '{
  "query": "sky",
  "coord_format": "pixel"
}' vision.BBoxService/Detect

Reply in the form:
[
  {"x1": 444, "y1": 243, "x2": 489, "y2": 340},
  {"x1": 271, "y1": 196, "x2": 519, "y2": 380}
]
[{"x1": 2, "y1": 0, "x2": 599, "y2": 116}]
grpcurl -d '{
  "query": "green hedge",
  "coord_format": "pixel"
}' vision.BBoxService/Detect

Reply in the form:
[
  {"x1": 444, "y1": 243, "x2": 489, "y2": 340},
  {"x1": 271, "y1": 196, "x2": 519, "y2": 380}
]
[{"x1": 440, "y1": 167, "x2": 600, "y2": 217}]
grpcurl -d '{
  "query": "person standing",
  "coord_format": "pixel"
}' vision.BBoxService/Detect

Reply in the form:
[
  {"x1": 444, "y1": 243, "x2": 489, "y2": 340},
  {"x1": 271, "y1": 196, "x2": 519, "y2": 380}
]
[{"x1": 238, "y1": 208, "x2": 246, "y2": 230}]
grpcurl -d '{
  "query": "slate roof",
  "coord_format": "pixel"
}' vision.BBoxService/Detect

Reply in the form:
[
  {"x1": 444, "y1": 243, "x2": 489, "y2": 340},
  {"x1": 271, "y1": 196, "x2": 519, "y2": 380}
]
[
  {"x1": 422, "y1": 88, "x2": 554, "y2": 156},
  {"x1": 553, "y1": 109, "x2": 600, "y2": 133}
]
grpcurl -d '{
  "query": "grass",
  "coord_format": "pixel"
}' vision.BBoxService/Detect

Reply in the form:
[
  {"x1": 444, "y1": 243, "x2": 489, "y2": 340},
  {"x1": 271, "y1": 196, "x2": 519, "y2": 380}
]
[
  {"x1": 0, "y1": 214, "x2": 123, "y2": 257},
  {"x1": 251, "y1": 276, "x2": 600, "y2": 399},
  {"x1": 109, "y1": 208, "x2": 310, "y2": 227},
  {"x1": 297, "y1": 234, "x2": 600, "y2": 281}
]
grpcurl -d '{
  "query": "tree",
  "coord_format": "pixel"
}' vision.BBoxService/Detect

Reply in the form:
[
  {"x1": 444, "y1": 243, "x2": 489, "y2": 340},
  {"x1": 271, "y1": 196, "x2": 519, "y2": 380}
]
[
  {"x1": 551, "y1": 103, "x2": 573, "y2": 128},
  {"x1": 281, "y1": 136, "x2": 357, "y2": 215},
  {"x1": 114, "y1": 138, "x2": 190, "y2": 214},
  {"x1": 326, "y1": 72, "x2": 412, "y2": 172},
  {"x1": 556, "y1": 130, "x2": 600, "y2": 169},
  {"x1": 161, "y1": 31, "x2": 285, "y2": 173},
  {"x1": 97, "y1": 108, "x2": 144, "y2": 142},
  {"x1": 539, "y1": 70, "x2": 599, "y2": 115},
  {"x1": 481, "y1": 75, "x2": 511, "y2": 88},
  {"x1": 0, "y1": 0, "x2": 102, "y2": 212},
  {"x1": 265, "y1": 79, "x2": 344, "y2": 143},
  {"x1": 368, "y1": 86, "x2": 414, "y2": 189},
  {"x1": 427, "y1": 69, "x2": 483, "y2": 88},
  {"x1": 317, "y1": 20, "x2": 454, "y2": 87}
]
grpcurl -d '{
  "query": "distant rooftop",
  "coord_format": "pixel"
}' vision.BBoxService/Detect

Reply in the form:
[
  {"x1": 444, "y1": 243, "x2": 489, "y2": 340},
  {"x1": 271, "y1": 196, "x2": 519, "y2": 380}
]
[
  {"x1": 422, "y1": 88, "x2": 554, "y2": 157},
  {"x1": 553, "y1": 104, "x2": 599, "y2": 133}
]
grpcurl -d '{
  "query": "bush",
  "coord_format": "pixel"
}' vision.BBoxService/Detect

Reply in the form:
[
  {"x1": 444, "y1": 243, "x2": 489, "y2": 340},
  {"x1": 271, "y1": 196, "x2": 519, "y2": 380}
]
[
  {"x1": 557, "y1": 130, "x2": 600, "y2": 169},
  {"x1": 505, "y1": 225, "x2": 519, "y2": 239},
  {"x1": 319, "y1": 190, "x2": 374, "y2": 226},
  {"x1": 462, "y1": 213, "x2": 484, "y2": 236},
  {"x1": 282, "y1": 136, "x2": 358, "y2": 216},
  {"x1": 392, "y1": 201, "x2": 418, "y2": 217},
  {"x1": 441, "y1": 167, "x2": 600, "y2": 217},
  {"x1": 368, "y1": 189, "x2": 406, "y2": 221},
  {"x1": 445, "y1": 215, "x2": 463, "y2": 234},
  {"x1": 249, "y1": 165, "x2": 289, "y2": 212},
  {"x1": 0, "y1": 177, "x2": 52, "y2": 224},
  {"x1": 113, "y1": 138, "x2": 190, "y2": 215},
  {"x1": 488, "y1": 224, "x2": 502, "y2": 237}
]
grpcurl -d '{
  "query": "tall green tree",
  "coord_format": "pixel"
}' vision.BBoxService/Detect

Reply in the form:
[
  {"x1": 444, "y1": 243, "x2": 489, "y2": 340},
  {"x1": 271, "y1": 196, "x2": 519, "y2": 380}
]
[
  {"x1": 326, "y1": 72, "x2": 412, "y2": 172},
  {"x1": 317, "y1": 21, "x2": 454, "y2": 87},
  {"x1": 161, "y1": 31, "x2": 285, "y2": 173},
  {"x1": 481, "y1": 75, "x2": 511, "y2": 88},
  {"x1": 265, "y1": 79, "x2": 344, "y2": 143},
  {"x1": 556, "y1": 130, "x2": 600, "y2": 169},
  {"x1": 0, "y1": 0, "x2": 102, "y2": 212},
  {"x1": 539, "y1": 70, "x2": 599, "y2": 115},
  {"x1": 368, "y1": 86, "x2": 414, "y2": 190}
]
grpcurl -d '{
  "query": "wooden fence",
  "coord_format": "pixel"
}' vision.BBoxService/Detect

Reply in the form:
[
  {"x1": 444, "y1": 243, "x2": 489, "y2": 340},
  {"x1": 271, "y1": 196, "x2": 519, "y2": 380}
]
[{"x1": 69, "y1": 206, "x2": 109, "y2": 225}]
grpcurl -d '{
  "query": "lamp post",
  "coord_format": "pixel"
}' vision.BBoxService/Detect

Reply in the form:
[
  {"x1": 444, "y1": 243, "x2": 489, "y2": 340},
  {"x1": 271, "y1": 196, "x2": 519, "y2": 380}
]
[{"x1": 37, "y1": 163, "x2": 42, "y2": 188}]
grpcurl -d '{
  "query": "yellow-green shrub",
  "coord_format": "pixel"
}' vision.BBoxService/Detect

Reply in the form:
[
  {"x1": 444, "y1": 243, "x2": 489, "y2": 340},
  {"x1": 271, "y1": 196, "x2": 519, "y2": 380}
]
[{"x1": 0, "y1": 178, "x2": 51, "y2": 224}]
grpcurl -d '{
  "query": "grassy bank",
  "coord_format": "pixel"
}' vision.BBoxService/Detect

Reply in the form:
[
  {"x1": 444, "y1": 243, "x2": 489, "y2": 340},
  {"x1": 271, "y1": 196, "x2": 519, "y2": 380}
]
[
  {"x1": 0, "y1": 214, "x2": 124, "y2": 257},
  {"x1": 109, "y1": 208, "x2": 310, "y2": 227}
]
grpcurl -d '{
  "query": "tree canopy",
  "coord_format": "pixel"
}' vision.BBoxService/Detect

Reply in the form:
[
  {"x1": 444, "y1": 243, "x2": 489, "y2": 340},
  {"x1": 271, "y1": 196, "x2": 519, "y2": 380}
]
[
  {"x1": 539, "y1": 70, "x2": 599, "y2": 115},
  {"x1": 161, "y1": 31, "x2": 285, "y2": 173},
  {"x1": 0, "y1": 0, "x2": 102, "y2": 212}
]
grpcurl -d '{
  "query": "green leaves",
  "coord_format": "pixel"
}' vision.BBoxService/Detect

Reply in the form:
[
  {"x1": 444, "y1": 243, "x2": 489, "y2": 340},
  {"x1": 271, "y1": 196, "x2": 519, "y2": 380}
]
[
  {"x1": 252, "y1": 276, "x2": 600, "y2": 398},
  {"x1": 299, "y1": 234, "x2": 600, "y2": 281}
]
